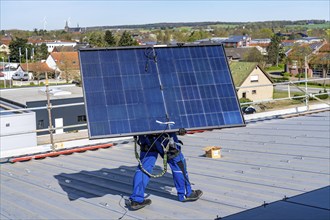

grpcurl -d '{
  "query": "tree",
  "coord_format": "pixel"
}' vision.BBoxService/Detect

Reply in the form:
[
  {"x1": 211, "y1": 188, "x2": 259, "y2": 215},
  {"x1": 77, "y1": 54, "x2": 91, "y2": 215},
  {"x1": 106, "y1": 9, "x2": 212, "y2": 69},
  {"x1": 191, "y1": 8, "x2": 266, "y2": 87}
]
[
  {"x1": 118, "y1": 31, "x2": 138, "y2": 46},
  {"x1": 243, "y1": 48, "x2": 265, "y2": 66},
  {"x1": 288, "y1": 44, "x2": 312, "y2": 81},
  {"x1": 34, "y1": 43, "x2": 48, "y2": 60},
  {"x1": 8, "y1": 37, "x2": 28, "y2": 62},
  {"x1": 213, "y1": 27, "x2": 229, "y2": 37},
  {"x1": 58, "y1": 53, "x2": 70, "y2": 83},
  {"x1": 154, "y1": 29, "x2": 171, "y2": 44},
  {"x1": 87, "y1": 31, "x2": 106, "y2": 47},
  {"x1": 310, "y1": 49, "x2": 329, "y2": 86},
  {"x1": 252, "y1": 28, "x2": 273, "y2": 38},
  {"x1": 172, "y1": 30, "x2": 188, "y2": 43},
  {"x1": 187, "y1": 29, "x2": 211, "y2": 42},
  {"x1": 163, "y1": 28, "x2": 171, "y2": 44},
  {"x1": 267, "y1": 34, "x2": 282, "y2": 66},
  {"x1": 104, "y1": 30, "x2": 116, "y2": 46}
]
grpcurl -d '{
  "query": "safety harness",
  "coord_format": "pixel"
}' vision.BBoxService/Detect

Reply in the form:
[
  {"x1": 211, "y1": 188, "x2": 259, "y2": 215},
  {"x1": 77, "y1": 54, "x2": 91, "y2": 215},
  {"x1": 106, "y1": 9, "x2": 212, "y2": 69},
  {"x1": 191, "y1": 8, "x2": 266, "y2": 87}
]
[{"x1": 134, "y1": 134, "x2": 172, "y2": 178}]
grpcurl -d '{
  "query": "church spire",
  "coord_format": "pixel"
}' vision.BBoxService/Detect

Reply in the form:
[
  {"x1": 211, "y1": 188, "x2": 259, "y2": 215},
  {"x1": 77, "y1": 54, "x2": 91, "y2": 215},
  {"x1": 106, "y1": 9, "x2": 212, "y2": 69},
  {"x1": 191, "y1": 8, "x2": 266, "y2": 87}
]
[{"x1": 65, "y1": 20, "x2": 69, "y2": 32}]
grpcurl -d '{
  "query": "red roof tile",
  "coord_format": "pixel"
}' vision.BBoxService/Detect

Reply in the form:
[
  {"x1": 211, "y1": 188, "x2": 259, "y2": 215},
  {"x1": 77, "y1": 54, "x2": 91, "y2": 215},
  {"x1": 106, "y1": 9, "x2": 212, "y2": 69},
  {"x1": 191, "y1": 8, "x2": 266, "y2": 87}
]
[
  {"x1": 20, "y1": 62, "x2": 53, "y2": 73},
  {"x1": 50, "y1": 52, "x2": 80, "y2": 70}
]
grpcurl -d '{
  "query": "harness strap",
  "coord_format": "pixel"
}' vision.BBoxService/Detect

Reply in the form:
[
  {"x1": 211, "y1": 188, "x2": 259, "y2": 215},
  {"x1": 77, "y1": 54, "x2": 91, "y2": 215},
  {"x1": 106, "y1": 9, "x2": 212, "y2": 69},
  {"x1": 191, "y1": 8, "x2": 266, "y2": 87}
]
[{"x1": 134, "y1": 137, "x2": 169, "y2": 178}]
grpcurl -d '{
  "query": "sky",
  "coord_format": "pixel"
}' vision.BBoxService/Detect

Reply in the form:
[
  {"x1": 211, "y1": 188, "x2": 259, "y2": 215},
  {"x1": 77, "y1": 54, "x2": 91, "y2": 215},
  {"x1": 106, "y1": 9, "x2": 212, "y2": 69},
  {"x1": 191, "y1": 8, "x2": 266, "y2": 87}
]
[{"x1": 1, "y1": 0, "x2": 329, "y2": 31}]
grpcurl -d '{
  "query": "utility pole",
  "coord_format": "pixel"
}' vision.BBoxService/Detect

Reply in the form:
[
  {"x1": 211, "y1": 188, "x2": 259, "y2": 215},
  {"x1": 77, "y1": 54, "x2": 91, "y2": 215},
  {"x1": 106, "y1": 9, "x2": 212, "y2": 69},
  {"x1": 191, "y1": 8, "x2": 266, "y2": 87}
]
[
  {"x1": 19, "y1": 47, "x2": 22, "y2": 64},
  {"x1": 45, "y1": 72, "x2": 56, "y2": 151},
  {"x1": 2, "y1": 57, "x2": 5, "y2": 88},
  {"x1": 26, "y1": 48, "x2": 29, "y2": 78},
  {"x1": 8, "y1": 56, "x2": 11, "y2": 88},
  {"x1": 305, "y1": 56, "x2": 309, "y2": 110}
]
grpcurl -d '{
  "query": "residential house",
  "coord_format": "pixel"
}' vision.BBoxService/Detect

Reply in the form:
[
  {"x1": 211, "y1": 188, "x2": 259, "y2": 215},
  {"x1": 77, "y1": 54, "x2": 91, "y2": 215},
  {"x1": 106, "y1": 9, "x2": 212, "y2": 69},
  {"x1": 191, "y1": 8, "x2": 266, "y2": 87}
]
[
  {"x1": 46, "y1": 52, "x2": 80, "y2": 82},
  {"x1": 0, "y1": 63, "x2": 25, "y2": 80},
  {"x1": 281, "y1": 40, "x2": 296, "y2": 48},
  {"x1": 250, "y1": 39, "x2": 271, "y2": 44},
  {"x1": 194, "y1": 35, "x2": 250, "y2": 48},
  {"x1": 52, "y1": 46, "x2": 75, "y2": 53},
  {"x1": 0, "y1": 35, "x2": 12, "y2": 52},
  {"x1": 27, "y1": 36, "x2": 46, "y2": 47},
  {"x1": 41, "y1": 41, "x2": 77, "y2": 53},
  {"x1": 276, "y1": 32, "x2": 308, "y2": 38},
  {"x1": 309, "y1": 43, "x2": 330, "y2": 77},
  {"x1": 225, "y1": 47, "x2": 259, "y2": 61},
  {"x1": 286, "y1": 41, "x2": 327, "y2": 77},
  {"x1": 0, "y1": 35, "x2": 12, "y2": 55},
  {"x1": 50, "y1": 43, "x2": 90, "y2": 52},
  {"x1": 230, "y1": 62, "x2": 273, "y2": 102},
  {"x1": 249, "y1": 39, "x2": 270, "y2": 55},
  {"x1": 222, "y1": 35, "x2": 251, "y2": 48},
  {"x1": 0, "y1": 44, "x2": 10, "y2": 55},
  {"x1": 20, "y1": 61, "x2": 54, "y2": 80},
  {"x1": 195, "y1": 37, "x2": 228, "y2": 44},
  {"x1": 295, "y1": 37, "x2": 324, "y2": 44}
]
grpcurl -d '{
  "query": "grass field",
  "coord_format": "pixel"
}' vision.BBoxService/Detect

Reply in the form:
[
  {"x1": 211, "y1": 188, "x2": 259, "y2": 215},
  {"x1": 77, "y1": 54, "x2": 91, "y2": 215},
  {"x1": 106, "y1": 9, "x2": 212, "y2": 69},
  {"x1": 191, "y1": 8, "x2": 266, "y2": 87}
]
[
  {"x1": 210, "y1": 24, "x2": 239, "y2": 29},
  {"x1": 285, "y1": 22, "x2": 330, "y2": 29}
]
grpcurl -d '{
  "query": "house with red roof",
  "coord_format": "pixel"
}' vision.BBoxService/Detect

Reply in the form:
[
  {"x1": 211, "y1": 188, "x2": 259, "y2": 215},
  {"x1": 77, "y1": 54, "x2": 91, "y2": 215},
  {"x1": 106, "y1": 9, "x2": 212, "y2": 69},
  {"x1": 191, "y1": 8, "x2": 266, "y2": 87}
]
[
  {"x1": 45, "y1": 52, "x2": 80, "y2": 82},
  {"x1": 20, "y1": 61, "x2": 54, "y2": 80},
  {"x1": 286, "y1": 41, "x2": 329, "y2": 77},
  {"x1": 309, "y1": 43, "x2": 330, "y2": 78}
]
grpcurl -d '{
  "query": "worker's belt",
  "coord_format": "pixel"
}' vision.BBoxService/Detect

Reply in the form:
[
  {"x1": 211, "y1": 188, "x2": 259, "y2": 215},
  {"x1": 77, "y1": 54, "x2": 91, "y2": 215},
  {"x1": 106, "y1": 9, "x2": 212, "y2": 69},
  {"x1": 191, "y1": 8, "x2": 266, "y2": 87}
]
[
  {"x1": 140, "y1": 143, "x2": 180, "y2": 159},
  {"x1": 140, "y1": 144, "x2": 157, "y2": 152},
  {"x1": 167, "y1": 147, "x2": 180, "y2": 160}
]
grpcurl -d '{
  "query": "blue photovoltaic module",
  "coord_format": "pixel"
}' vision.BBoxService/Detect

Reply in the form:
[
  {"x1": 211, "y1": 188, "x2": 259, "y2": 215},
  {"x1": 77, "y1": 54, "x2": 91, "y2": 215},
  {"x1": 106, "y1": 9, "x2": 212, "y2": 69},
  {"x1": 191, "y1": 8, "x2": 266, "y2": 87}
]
[{"x1": 79, "y1": 44, "x2": 245, "y2": 139}]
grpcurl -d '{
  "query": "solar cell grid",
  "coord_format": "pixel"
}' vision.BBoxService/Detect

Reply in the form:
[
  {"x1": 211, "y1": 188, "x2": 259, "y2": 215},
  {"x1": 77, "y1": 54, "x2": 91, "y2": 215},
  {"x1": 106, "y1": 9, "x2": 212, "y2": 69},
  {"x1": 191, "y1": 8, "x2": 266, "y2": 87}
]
[{"x1": 79, "y1": 44, "x2": 245, "y2": 138}]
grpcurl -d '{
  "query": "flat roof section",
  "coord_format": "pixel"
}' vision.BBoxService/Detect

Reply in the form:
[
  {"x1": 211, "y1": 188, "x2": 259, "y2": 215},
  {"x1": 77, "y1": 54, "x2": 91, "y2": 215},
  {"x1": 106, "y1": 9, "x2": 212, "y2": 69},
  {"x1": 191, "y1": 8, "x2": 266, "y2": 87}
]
[
  {"x1": 0, "y1": 111, "x2": 329, "y2": 219},
  {"x1": 0, "y1": 85, "x2": 83, "y2": 106}
]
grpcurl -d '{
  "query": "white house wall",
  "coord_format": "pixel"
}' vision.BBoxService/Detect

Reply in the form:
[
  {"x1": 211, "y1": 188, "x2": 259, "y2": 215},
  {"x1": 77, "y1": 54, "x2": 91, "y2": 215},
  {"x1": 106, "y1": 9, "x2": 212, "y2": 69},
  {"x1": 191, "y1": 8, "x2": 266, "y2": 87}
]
[
  {"x1": 1, "y1": 66, "x2": 25, "y2": 80},
  {"x1": 237, "y1": 67, "x2": 273, "y2": 102},
  {"x1": 45, "y1": 42, "x2": 77, "y2": 53},
  {"x1": 45, "y1": 55, "x2": 57, "y2": 70}
]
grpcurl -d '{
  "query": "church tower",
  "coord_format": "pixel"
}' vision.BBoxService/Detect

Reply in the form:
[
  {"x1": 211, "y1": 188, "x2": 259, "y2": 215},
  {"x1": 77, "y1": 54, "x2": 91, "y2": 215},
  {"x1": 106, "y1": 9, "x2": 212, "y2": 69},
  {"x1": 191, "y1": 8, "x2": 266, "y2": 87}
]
[{"x1": 64, "y1": 20, "x2": 69, "y2": 32}]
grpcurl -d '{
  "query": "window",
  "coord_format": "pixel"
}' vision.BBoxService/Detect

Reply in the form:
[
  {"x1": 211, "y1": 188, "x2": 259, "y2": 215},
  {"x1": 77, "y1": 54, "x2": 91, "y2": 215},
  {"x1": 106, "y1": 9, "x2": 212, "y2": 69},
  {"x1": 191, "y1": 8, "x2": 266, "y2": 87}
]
[
  {"x1": 78, "y1": 115, "x2": 87, "y2": 122},
  {"x1": 242, "y1": 92, "x2": 247, "y2": 98},
  {"x1": 252, "y1": 90, "x2": 257, "y2": 94},
  {"x1": 6, "y1": 123, "x2": 10, "y2": 127},
  {"x1": 37, "y1": 120, "x2": 44, "y2": 129},
  {"x1": 250, "y1": 75, "x2": 259, "y2": 82}
]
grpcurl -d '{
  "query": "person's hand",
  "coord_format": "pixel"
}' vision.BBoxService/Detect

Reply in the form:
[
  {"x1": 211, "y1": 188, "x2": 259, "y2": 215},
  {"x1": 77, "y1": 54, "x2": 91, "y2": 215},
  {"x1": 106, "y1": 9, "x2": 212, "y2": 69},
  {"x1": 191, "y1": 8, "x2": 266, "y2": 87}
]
[{"x1": 178, "y1": 128, "x2": 186, "y2": 136}]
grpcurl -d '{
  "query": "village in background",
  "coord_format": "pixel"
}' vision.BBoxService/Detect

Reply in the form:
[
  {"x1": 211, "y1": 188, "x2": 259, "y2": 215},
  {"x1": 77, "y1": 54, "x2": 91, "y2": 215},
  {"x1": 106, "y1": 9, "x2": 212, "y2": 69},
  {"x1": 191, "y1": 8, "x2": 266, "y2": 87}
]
[
  {"x1": 1, "y1": 20, "x2": 329, "y2": 86},
  {"x1": 0, "y1": 19, "x2": 329, "y2": 152}
]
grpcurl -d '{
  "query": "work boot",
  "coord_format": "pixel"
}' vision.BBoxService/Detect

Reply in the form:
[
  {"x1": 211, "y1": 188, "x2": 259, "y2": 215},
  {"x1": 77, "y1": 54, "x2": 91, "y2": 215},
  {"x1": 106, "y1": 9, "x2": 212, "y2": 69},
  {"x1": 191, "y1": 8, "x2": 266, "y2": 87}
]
[
  {"x1": 129, "y1": 199, "x2": 152, "y2": 210},
  {"x1": 182, "y1": 190, "x2": 203, "y2": 202}
]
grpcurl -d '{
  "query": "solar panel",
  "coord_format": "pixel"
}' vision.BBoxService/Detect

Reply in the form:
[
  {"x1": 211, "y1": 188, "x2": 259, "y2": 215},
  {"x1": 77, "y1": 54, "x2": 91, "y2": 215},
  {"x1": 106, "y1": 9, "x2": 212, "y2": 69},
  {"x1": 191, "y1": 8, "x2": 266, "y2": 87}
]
[{"x1": 79, "y1": 44, "x2": 245, "y2": 139}]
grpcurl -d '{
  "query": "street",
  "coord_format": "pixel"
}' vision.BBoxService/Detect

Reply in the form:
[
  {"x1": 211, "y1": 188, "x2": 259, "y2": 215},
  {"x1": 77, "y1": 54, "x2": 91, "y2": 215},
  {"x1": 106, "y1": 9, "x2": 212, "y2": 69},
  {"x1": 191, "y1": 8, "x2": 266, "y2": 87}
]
[{"x1": 275, "y1": 84, "x2": 326, "y2": 93}]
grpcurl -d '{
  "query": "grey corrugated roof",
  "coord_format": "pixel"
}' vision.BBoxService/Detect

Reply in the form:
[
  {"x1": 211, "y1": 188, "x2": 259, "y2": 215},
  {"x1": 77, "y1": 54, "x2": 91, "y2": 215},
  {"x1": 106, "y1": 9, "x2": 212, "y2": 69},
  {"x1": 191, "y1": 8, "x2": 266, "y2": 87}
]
[{"x1": 1, "y1": 111, "x2": 329, "y2": 219}]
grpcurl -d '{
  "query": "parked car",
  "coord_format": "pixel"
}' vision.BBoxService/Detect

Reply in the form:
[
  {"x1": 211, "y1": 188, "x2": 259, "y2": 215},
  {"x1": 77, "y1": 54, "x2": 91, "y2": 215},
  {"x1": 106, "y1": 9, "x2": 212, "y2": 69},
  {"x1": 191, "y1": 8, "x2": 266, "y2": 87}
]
[
  {"x1": 12, "y1": 72, "x2": 29, "y2": 81},
  {"x1": 241, "y1": 106, "x2": 256, "y2": 114}
]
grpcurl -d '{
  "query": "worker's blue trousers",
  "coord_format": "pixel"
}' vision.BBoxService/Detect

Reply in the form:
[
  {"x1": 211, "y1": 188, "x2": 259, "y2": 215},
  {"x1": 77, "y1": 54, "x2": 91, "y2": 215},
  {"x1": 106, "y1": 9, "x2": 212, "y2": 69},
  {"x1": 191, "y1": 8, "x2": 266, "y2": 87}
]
[{"x1": 130, "y1": 139, "x2": 192, "y2": 202}]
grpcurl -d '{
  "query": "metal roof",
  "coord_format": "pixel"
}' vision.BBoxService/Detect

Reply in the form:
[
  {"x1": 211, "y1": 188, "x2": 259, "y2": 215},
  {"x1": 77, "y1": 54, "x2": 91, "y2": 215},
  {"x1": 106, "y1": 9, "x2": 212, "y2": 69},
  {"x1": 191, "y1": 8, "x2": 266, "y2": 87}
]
[{"x1": 1, "y1": 111, "x2": 329, "y2": 219}]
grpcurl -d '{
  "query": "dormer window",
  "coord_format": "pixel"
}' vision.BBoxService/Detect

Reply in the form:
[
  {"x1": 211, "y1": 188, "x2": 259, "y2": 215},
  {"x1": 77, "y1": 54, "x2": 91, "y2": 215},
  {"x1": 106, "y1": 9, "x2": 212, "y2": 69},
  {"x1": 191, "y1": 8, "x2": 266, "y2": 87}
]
[{"x1": 250, "y1": 75, "x2": 259, "y2": 82}]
